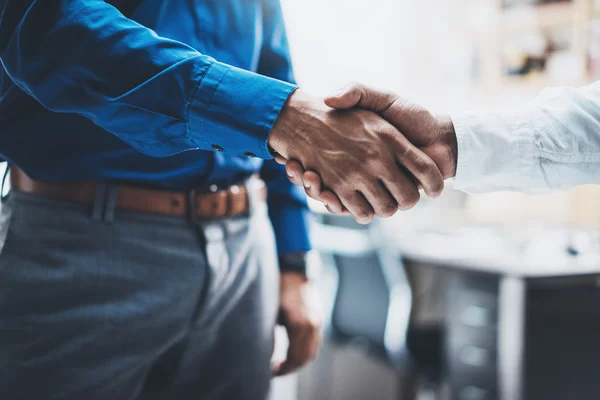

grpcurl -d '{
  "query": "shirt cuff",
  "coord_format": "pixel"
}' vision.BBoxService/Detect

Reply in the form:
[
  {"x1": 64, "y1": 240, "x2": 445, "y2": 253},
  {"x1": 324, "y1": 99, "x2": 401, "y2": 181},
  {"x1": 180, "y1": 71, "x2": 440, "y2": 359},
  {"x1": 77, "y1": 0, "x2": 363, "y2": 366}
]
[
  {"x1": 188, "y1": 62, "x2": 297, "y2": 159},
  {"x1": 450, "y1": 107, "x2": 536, "y2": 194},
  {"x1": 270, "y1": 207, "x2": 312, "y2": 257}
]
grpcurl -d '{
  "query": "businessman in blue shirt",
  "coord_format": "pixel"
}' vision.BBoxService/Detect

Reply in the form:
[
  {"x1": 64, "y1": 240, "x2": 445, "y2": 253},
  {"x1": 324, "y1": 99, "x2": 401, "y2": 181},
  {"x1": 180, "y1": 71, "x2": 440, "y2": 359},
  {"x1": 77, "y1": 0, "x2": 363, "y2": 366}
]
[{"x1": 0, "y1": 1, "x2": 445, "y2": 398}]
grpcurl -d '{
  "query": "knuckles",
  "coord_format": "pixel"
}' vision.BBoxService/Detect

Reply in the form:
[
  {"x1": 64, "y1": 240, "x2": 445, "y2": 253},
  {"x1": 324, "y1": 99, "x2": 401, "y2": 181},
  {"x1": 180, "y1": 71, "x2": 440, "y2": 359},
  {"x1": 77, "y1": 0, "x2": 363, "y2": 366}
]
[
  {"x1": 414, "y1": 154, "x2": 437, "y2": 173},
  {"x1": 360, "y1": 145, "x2": 383, "y2": 165}
]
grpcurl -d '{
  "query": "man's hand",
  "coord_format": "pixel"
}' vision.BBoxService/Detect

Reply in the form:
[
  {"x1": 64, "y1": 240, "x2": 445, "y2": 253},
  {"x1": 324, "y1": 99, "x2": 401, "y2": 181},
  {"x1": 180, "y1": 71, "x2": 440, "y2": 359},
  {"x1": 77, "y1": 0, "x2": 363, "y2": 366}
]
[
  {"x1": 269, "y1": 89, "x2": 444, "y2": 224},
  {"x1": 283, "y1": 83, "x2": 458, "y2": 214},
  {"x1": 272, "y1": 272, "x2": 322, "y2": 376}
]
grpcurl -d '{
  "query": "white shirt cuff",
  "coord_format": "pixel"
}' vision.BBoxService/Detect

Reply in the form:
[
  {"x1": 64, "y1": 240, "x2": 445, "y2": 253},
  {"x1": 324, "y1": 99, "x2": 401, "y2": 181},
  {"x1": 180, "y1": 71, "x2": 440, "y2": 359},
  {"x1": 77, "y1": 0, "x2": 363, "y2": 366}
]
[{"x1": 451, "y1": 107, "x2": 536, "y2": 194}]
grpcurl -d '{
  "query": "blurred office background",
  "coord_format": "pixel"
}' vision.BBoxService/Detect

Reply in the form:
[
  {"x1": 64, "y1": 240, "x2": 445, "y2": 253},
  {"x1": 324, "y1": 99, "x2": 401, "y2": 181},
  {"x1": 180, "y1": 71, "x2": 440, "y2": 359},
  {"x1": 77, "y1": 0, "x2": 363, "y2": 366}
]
[{"x1": 270, "y1": 0, "x2": 600, "y2": 399}]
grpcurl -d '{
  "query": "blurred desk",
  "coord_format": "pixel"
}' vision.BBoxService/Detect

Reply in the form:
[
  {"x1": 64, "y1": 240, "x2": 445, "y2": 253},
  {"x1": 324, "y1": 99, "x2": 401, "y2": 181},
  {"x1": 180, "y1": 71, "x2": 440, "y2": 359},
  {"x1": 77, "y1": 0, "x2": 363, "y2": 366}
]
[
  {"x1": 394, "y1": 227, "x2": 600, "y2": 400},
  {"x1": 395, "y1": 227, "x2": 600, "y2": 278}
]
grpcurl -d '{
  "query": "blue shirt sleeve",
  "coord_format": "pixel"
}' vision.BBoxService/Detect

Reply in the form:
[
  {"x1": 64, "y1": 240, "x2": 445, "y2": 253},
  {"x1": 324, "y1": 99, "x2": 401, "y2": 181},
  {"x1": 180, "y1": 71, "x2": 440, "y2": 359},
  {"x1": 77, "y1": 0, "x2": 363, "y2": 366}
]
[
  {"x1": 0, "y1": 0, "x2": 296, "y2": 159},
  {"x1": 262, "y1": 160, "x2": 312, "y2": 258},
  {"x1": 258, "y1": 0, "x2": 312, "y2": 260}
]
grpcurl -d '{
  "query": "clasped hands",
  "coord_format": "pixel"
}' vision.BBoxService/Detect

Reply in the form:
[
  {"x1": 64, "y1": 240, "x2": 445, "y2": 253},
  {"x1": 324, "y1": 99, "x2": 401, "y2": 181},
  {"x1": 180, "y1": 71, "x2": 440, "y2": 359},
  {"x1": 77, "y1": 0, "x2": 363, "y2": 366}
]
[{"x1": 268, "y1": 83, "x2": 458, "y2": 224}]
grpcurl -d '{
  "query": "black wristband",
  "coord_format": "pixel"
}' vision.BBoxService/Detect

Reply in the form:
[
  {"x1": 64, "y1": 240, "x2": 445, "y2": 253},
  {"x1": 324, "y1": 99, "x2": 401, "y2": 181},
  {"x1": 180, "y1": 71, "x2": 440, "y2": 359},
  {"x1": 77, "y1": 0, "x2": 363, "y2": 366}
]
[{"x1": 278, "y1": 252, "x2": 308, "y2": 275}]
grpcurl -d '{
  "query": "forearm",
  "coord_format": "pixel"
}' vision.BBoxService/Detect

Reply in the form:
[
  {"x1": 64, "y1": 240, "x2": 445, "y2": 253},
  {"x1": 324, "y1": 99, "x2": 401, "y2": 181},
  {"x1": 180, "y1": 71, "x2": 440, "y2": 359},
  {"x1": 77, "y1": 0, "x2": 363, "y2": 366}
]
[{"x1": 451, "y1": 82, "x2": 600, "y2": 194}]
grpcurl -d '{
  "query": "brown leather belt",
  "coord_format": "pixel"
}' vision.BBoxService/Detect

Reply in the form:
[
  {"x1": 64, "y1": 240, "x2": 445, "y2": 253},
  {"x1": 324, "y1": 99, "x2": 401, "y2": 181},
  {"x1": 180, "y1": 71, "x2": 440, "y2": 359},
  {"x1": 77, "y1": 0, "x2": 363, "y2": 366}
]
[{"x1": 10, "y1": 167, "x2": 267, "y2": 220}]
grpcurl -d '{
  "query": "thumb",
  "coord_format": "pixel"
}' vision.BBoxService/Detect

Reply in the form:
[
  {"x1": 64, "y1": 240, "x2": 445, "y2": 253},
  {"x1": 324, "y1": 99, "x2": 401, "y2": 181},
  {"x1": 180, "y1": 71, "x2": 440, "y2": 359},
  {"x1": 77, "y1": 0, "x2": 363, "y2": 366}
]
[
  {"x1": 324, "y1": 82, "x2": 364, "y2": 109},
  {"x1": 324, "y1": 82, "x2": 400, "y2": 115}
]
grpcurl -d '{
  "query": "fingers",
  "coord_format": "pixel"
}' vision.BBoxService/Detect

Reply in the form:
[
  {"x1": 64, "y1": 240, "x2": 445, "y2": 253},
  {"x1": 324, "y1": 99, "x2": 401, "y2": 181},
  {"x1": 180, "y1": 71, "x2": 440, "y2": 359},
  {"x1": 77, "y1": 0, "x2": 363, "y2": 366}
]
[
  {"x1": 339, "y1": 191, "x2": 375, "y2": 225},
  {"x1": 325, "y1": 82, "x2": 439, "y2": 148},
  {"x1": 273, "y1": 321, "x2": 321, "y2": 376},
  {"x1": 324, "y1": 82, "x2": 365, "y2": 109},
  {"x1": 289, "y1": 160, "x2": 403, "y2": 219},
  {"x1": 321, "y1": 191, "x2": 346, "y2": 215},
  {"x1": 325, "y1": 83, "x2": 444, "y2": 198},
  {"x1": 360, "y1": 180, "x2": 400, "y2": 218},
  {"x1": 324, "y1": 82, "x2": 398, "y2": 112},
  {"x1": 285, "y1": 160, "x2": 305, "y2": 187},
  {"x1": 287, "y1": 160, "x2": 347, "y2": 214},
  {"x1": 388, "y1": 135, "x2": 444, "y2": 198},
  {"x1": 272, "y1": 272, "x2": 323, "y2": 378},
  {"x1": 302, "y1": 171, "x2": 323, "y2": 199},
  {"x1": 274, "y1": 155, "x2": 287, "y2": 165},
  {"x1": 285, "y1": 149, "x2": 427, "y2": 221},
  {"x1": 381, "y1": 169, "x2": 421, "y2": 211},
  {"x1": 303, "y1": 172, "x2": 345, "y2": 214}
]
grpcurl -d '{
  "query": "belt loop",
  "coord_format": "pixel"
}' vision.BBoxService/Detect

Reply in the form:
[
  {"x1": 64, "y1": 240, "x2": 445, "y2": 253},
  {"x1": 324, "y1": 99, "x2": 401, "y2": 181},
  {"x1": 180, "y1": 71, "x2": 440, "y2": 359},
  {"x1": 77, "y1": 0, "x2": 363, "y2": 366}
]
[
  {"x1": 92, "y1": 183, "x2": 107, "y2": 221},
  {"x1": 246, "y1": 176, "x2": 262, "y2": 217},
  {"x1": 104, "y1": 184, "x2": 119, "y2": 223},
  {"x1": 1, "y1": 164, "x2": 11, "y2": 203}
]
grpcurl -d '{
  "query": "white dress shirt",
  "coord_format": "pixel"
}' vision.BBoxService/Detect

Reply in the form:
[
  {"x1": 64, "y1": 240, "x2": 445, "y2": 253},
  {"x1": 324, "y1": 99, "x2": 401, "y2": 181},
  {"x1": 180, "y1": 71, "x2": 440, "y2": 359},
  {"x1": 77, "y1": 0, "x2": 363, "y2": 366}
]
[{"x1": 451, "y1": 82, "x2": 600, "y2": 194}]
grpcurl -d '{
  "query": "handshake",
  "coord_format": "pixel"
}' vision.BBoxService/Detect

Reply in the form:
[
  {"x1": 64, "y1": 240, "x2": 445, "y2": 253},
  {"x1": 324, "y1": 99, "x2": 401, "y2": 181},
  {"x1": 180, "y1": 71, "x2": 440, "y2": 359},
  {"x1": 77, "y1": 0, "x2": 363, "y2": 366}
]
[{"x1": 268, "y1": 83, "x2": 459, "y2": 224}]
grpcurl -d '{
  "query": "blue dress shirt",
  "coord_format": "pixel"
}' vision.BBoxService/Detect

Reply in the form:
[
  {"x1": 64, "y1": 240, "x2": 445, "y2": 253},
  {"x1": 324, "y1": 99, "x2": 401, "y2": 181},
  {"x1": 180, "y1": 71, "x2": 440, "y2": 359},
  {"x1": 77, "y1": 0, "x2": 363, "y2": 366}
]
[{"x1": 0, "y1": 0, "x2": 311, "y2": 258}]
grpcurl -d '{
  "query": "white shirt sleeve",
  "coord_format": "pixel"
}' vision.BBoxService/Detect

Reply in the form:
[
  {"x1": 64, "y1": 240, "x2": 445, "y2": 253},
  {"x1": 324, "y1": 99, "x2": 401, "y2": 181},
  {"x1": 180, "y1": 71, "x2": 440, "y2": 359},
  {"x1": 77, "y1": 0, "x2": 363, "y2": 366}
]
[{"x1": 451, "y1": 82, "x2": 600, "y2": 194}]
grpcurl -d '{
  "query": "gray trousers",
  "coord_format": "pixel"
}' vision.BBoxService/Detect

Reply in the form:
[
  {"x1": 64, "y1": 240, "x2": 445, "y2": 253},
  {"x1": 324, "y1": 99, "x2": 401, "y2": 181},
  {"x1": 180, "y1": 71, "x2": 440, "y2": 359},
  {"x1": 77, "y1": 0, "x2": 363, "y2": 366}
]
[{"x1": 0, "y1": 189, "x2": 280, "y2": 400}]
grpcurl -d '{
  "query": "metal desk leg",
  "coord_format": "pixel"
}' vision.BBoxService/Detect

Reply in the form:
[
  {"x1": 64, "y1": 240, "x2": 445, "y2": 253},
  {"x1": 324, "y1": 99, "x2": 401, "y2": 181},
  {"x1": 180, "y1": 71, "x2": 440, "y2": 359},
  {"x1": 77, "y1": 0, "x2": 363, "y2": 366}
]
[{"x1": 497, "y1": 276, "x2": 525, "y2": 400}]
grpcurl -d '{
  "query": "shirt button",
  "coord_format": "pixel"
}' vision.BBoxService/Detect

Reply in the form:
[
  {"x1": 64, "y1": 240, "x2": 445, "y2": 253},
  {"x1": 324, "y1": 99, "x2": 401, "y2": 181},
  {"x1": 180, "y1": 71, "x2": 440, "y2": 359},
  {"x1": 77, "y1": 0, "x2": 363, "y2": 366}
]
[
  {"x1": 244, "y1": 152, "x2": 256, "y2": 158},
  {"x1": 212, "y1": 144, "x2": 224, "y2": 152}
]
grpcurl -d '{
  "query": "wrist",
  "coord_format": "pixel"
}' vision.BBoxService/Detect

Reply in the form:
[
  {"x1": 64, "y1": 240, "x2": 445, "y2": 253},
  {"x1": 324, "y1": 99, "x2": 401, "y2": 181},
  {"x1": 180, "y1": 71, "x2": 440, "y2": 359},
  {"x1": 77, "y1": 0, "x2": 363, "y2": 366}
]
[
  {"x1": 281, "y1": 270, "x2": 309, "y2": 285},
  {"x1": 268, "y1": 89, "x2": 303, "y2": 158},
  {"x1": 268, "y1": 89, "x2": 324, "y2": 158},
  {"x1": 436, "y1": 115, "x2": 458, "y2": 179},
  {"x1": 278, "y1": 270, "x2": 311, "y2": 323}
]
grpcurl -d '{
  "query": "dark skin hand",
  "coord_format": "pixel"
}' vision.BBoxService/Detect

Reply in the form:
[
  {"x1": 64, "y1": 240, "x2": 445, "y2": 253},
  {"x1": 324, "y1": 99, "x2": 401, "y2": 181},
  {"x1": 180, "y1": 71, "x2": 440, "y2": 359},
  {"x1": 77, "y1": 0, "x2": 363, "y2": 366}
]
[
  {"x1": 276, "y1": 83, "x2": 458, "y2": 214},
  {"x1": 269, "y1": 89, "x2": 445, "y2": 224},
  {"x1": 272, "y1": 272, "x2": 322, "y2": 376}
]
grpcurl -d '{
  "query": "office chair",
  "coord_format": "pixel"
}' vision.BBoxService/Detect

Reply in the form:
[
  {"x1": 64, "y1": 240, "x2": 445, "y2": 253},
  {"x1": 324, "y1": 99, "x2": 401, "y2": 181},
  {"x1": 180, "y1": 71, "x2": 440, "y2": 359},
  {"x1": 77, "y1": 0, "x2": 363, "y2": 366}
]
[{"x1": 311, "y1": 213, "x2": 443, "y2": 400}]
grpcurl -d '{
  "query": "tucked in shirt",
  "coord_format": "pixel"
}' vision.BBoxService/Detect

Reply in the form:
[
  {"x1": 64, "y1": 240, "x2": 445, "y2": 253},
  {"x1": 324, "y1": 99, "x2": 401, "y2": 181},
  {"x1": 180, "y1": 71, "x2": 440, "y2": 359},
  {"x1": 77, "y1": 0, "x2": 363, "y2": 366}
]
[
  {"x1": 452, "y1": 82, "x2": 600, "y2": 194},
  {"x1": 0, "y1": 0, "x2": 310, "y2": 257}
]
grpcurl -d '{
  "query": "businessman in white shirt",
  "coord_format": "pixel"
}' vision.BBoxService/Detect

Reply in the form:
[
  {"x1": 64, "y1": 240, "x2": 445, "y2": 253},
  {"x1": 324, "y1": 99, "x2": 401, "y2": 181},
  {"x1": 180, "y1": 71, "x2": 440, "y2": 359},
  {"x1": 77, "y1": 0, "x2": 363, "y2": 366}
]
[{"x1": 281, "y1": 82, "x2": 600, "y2": 216}]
